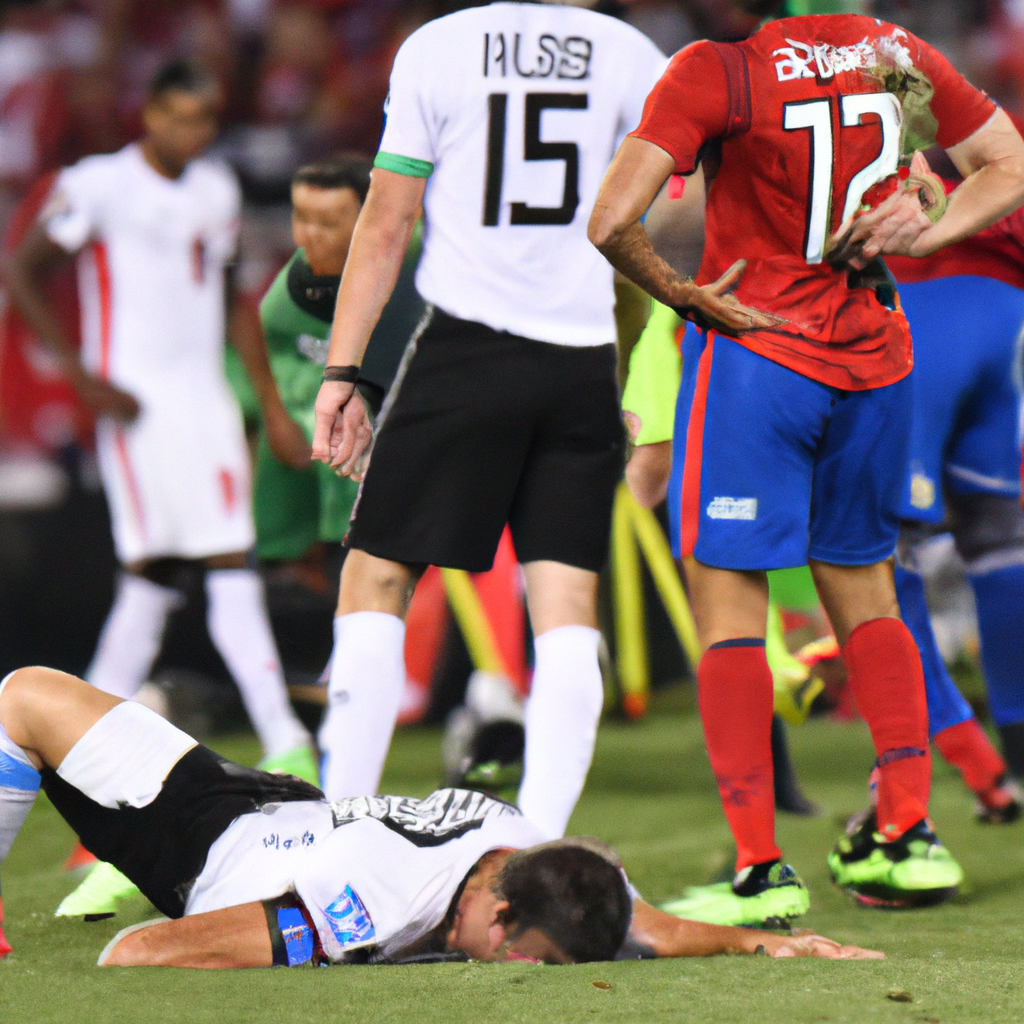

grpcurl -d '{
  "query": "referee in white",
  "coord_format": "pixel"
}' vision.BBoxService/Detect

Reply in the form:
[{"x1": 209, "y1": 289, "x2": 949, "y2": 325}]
[{"x1": 312, "y1": 1, "x2": 758, "y2": 837}]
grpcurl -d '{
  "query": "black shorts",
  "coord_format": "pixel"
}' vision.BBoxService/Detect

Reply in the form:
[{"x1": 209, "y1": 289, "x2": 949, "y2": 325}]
[
  {"x1": 348, "y1": 308, "x2": 626, "y2": 573},
  {"x1": 42, "y1": 746, "x2": 323, "y2": 919}
]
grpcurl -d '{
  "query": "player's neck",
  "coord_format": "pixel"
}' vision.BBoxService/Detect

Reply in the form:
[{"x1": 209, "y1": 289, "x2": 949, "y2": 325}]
[{"x1": 140, "y1": 139, "x2": 187, "y2": 181}]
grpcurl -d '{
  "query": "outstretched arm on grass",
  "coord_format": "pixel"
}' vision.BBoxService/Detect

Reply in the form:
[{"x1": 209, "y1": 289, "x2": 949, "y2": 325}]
[
  {"x1": 627, "y1": 900, "x2": 884, "y2": 960},
  {"x1": 99, "y1": 903, "x2": 273, "y2": 969}
]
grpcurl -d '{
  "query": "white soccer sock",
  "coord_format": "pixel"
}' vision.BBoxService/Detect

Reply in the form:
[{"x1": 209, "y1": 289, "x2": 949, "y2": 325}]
[
  {"x1": 87, "y1": 574, "x2": 180, "y2": 698},
  {"x1": 0, "y1": 674, "x2": 42, "y2": 871},
  {"x1": 205, "y1": 569, "x2": 310, "y2": 759},
  {"x1": 318, "y1": 612, "x2": 406, "y2": 800},
  {"x1": 518, "y1": 625, "x2": 603, "y2": 840}
]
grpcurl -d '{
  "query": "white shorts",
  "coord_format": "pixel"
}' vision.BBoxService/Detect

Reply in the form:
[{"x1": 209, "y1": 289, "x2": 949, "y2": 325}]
[{"x1": 96, "y1": 375, "x2": 255, "y2": 564}]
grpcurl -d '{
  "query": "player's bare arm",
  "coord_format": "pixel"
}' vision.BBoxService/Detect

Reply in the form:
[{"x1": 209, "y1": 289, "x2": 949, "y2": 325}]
[
  {"x1": 225, "y1": 270, "x2": 310, "y2": 470},
  {"x1": 313, "y1": 169, "x2": 425, "y2": 472},
  {"x1": 588, "y1": 137, "x2": 783, "y2": 335},
  {"x1": 99, "y1": 902, "x2": 273, "y2": 969},
  {"x1": 3, "y1": 224, "x2": 140, "y2": 422},
  {"x1": 627, "y1": 900, "x2": 883, "y2": 961},
  {"x1": 839, "y1": 108, "x2": 1024, "y2": 262}
]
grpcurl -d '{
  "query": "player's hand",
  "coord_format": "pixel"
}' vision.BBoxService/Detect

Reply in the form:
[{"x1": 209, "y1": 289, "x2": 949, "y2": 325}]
[
  {"x1": 828, "y1": 153, "x2": 943, "y2": 267},
  {"x1": 763, "y1": 930, "x2": 884, "y2": 960},
  {"x1": 75, "y1": 374, "x2": 141, "y2": 423},
  {"x1": 312, "y1": 380, "x2": 356, "y2": 464},
  {"x1": 673, "y1": 260, "x2": 786, "y2": 335},
  {"x1": 330, "y1": 390, "x2": 373, "y2": 478},
  {"x1": 264, "y1": 405, "x2": 312, "y2": 470}
]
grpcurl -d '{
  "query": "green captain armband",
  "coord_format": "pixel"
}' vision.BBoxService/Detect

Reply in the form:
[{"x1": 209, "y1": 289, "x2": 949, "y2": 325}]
[{"x1": 374, "y1": 152, "x2": 434, "y2": 178}]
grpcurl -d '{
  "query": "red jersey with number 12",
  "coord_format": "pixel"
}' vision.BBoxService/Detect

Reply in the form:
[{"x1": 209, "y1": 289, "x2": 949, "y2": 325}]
[{"x1": 632, "y1": 15, "x2": 996, "y2": 390}]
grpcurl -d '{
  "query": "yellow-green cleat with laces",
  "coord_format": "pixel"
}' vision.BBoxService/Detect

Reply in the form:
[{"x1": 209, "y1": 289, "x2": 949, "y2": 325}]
[
  {"x1": 828, "y1": 811, "x2": 963, "y2": 907},
  {"x1": 660, "y1": 861, "x2": 810, "y2": 928}
]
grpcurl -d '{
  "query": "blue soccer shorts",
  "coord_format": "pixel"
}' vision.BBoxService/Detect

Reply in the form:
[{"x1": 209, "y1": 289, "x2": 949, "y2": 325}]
[
  {"x1": 896, "y1": 276, "x2": 1024, "y2": 524},
  {"x1": 667, "y1": 328, "x2": 911, "y2": 570}
]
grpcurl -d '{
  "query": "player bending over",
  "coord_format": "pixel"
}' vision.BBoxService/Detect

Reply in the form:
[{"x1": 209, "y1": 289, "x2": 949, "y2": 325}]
[{"x1": 0, "y1": 667, "x2": 879, "y2": 965}]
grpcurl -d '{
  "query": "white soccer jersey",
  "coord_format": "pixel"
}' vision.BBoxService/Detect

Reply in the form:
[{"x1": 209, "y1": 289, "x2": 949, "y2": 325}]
[
  {"x1": 42, "y1": 145, "x2": 254, "y2": 562},
  {"x1": 377, "y1": 2, "x2": 666, "y2": 347},
  {"x1": 45, "y1": 144, "x2": 240, "y2": 394},
  {"x1": 187, "y1": 789, "x2": 546, "y2": 963}
]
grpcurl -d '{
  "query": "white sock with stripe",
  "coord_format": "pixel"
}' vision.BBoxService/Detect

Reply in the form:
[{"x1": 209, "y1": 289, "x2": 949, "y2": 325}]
[
  {"x1": 517, "y1": 626, "x2": 603, "y2": 840},
  {"x1": 318, "y1": 612, "x2": 406, "y2": 800},
  {"x1": 87, "y1": 574, "x2": 180, "y2": 698},
  {"x1": 205, "y1": 569, "x2": 310, "y2": 759}
]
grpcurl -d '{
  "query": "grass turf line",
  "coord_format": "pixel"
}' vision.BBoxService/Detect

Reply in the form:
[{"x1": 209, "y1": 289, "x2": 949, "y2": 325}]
[{"x1": 3, "y1": 691, "x2": 1024, "y2": 1024}]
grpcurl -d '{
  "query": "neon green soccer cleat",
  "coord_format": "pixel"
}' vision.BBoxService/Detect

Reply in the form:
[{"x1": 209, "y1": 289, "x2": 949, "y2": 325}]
[
  {"x1": 258, "y1": 745, "x2": 320, "y2": 786},
  {"x1": 660, "y1": 861, "x2": 810, "y2": 927},
  {"x1": 828, "y1": 812, "x2": 964, "y2": 908},
  {"x1": 55, "y1": 861, "x2": 142, "y2": 920}
]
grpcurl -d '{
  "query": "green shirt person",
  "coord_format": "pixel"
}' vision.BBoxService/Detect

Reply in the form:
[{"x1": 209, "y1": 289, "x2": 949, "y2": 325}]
[{"x1": 252, "y1": 158, "x2": 423, "y2": 566}]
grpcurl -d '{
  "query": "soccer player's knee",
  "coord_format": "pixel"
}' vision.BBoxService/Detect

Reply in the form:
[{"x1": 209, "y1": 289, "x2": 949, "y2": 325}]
[
  {"x1": 493, "y1": 842, "x2": 632, "y2": 963},
  {"x1": 948, "y1": 493, "x2": 1024, "y2": 569},
  {"x1": 0, "y1": 667, "x2": 58, "y2": 743}
]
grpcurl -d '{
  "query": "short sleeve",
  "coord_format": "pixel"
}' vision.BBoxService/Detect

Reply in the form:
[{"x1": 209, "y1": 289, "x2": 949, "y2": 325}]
[
  {"x1": 294, "y1": 850, "x2": 378, "y2": 963},
  {"x1": 615, "y1": 31, "x2": 670, "y2": 148},
  {"x1": 375, "y1": 29, "x2": 437, "y2": 178},
  {"x1": 629, "y1": 41, "x2": 731, "y2": 175},
  {"x1": 913, "y1": 36, "x2": 997, "y2": 149},
  {"x1": 43, "y1": 161, "x2": 104, "y2": 253}
]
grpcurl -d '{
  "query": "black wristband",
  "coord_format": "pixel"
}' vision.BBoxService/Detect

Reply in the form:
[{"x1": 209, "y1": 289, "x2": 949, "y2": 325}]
[{"x1": 322, "y1": 364, "x2": 360, "y2": 384}]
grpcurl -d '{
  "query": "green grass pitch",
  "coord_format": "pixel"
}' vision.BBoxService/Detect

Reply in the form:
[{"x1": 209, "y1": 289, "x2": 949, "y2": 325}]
[{"x1": 4, "y1": 688, "x2": 1024, "y2": 1024}]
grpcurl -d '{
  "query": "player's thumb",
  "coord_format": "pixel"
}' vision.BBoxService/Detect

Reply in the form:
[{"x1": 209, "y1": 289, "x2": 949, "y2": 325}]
[
  {"x1": 710, "y1": 259, "x2": 747, "y2": 294},
  {"x1": 311, "y1": 409, "x2": 334, "y2": 463}
]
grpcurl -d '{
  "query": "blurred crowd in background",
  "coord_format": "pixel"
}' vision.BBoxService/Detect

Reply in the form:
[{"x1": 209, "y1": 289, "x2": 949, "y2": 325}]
[{"x1": 0, "y1": 0, "x2": 1006, "y2": 710}]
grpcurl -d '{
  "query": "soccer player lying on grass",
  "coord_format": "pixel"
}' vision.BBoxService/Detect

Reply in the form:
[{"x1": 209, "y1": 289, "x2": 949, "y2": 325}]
[{"x1": 0, "y1": 668, "x2": 881, "y2": 965}]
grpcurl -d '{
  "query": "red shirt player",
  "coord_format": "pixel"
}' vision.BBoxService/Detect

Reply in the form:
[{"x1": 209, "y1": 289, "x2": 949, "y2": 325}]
[{"x1": 590, "y1": 14, "x2": 1024, "y2": 924}]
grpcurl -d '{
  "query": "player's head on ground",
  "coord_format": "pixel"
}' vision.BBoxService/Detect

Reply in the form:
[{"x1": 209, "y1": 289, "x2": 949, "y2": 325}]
[
  {"x1": 290, "y1": 156, "x2": 373, "y2": 276},
  {"x1": 142, "y1": 60, "x2": 221, "y2": 177},
  {"x1": 446, "y1": 840, "x2": 632, "y2": 964}
]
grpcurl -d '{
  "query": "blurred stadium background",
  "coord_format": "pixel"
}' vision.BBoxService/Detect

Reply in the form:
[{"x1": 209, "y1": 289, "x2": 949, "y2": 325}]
[{"x1": 0, "y1": 0, "x2": 1004, "y2": 727}]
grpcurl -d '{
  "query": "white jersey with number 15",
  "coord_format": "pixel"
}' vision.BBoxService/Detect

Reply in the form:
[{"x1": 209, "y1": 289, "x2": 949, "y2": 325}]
[{"x1": 377, "y1": 2, "x2": 666, "y2": 347}]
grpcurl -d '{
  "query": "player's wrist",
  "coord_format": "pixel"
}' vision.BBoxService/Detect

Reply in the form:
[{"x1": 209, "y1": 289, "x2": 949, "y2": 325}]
[{"x1": 322, "y1": 364, "x2": 360, "y2": 384}]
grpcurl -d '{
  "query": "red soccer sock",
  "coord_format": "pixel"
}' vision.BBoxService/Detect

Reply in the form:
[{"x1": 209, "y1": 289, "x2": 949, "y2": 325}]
[
  {"x1": 933, "y1": 718, "x2": 1007, "y2": 798},
  {"x1": 0, "y1": 896, "x2": 11, "y2": 958},
  {"x1": 697, "y1": 641, "x2": 780, "y2": 871},
  {"x1": 843, "y1": 618, "x2": 931, "y2": 839}
]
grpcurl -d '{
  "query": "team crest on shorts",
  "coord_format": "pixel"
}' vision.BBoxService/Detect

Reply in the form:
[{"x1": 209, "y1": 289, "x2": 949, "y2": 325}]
[
  {"x1": 323, "y1": 885, "x2": 376, "y2": 949},
  {"x1": 706, "y1": 497, "x2": 758, "y2": 521}
]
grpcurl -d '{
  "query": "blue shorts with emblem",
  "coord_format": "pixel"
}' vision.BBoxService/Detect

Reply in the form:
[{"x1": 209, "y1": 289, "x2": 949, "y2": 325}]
[
  {"x1": 667, "y1": 328, "x2": 911, "y2": 570},
  {"x1": 896, "y1": 276, "x2": 1024, "y2": 523}
]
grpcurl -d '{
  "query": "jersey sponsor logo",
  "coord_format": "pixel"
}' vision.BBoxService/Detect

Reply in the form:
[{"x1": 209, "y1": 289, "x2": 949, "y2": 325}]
[
  {"x1": 322, "y1": 885, "x2": 376, "y2": 950},
  {"x1": 772, "y1": 28, "x2": 913, "y2": 84},
  {"x1": 706, "y1": 496, "x2": 758, "y2": 521},
  {"x1": 484, "y1": 32, "x2": 592, "y2": 80},
  {"x1": 297, "y1": 333, "x2": 331, "y2": 365},
  {"x1": 328, "y1": 788, "x2": 518, "y2": 848}
]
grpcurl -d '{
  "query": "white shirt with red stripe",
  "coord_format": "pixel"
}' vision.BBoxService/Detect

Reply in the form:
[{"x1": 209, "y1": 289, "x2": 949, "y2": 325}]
[
  {"x1": 45, "y1": 143, "x2": 239, "y2": 396},
  {"x1": 42, "y1": 144, "x2": 253, "y2": 562}
]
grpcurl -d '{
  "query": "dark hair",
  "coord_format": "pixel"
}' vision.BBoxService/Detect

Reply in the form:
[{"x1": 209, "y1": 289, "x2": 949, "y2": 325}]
[
  {"x1": 147, "y1": 60, "x2": 217, "y2": 103},
  {"x1": 494, "y1": 840, "x2": 632, "y2": 963},
  {"x1": 292, "y1": 156, "x2": 373, "y2": 205}
]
